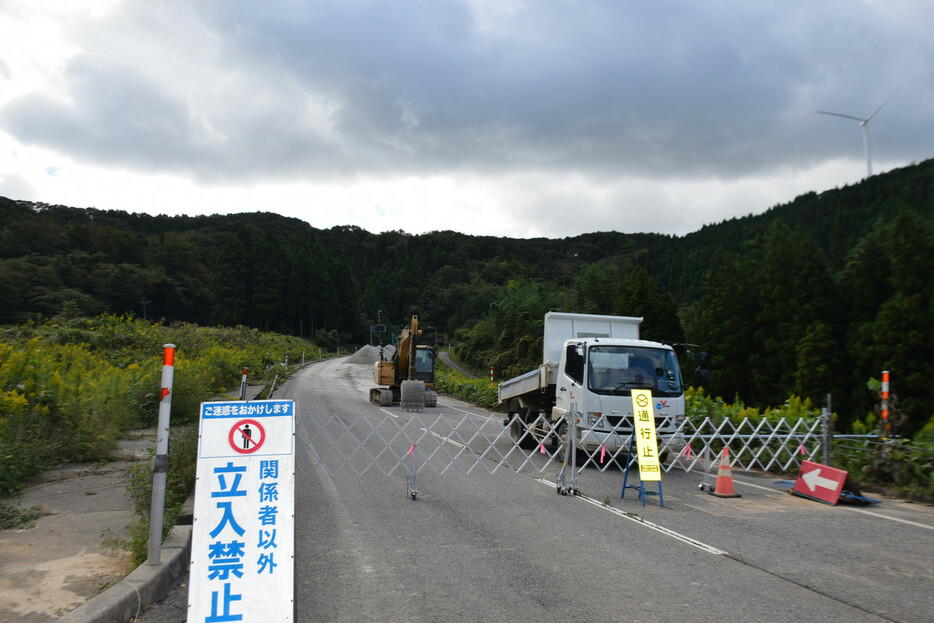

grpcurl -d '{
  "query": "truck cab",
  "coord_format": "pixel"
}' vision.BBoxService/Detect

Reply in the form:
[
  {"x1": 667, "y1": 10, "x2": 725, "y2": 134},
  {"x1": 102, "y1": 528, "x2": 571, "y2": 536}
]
[{"x1": 555, "y1": 338, "x2": 685, "y2": 454}]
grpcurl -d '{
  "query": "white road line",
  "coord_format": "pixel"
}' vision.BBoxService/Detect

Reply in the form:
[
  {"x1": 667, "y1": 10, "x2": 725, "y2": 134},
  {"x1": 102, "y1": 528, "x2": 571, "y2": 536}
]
[
  {"x1": 844, "y1": 508, "x2": 934, "y2": 530},
  {"x1": 733, "y1": 477, "x2": 934, "y2": 531},
  {"x1": 436, "y1": 400, "x2": 498, "y2": 421},
  {"x1": 430, "y1": 430, "x2": 466, "y2": 449},
  {"x1": 732, "y1": 477, "x2": 785, "y2": 493},
  {"x1": 380, "y1": 408, "x2": 469, "y2": 450},
  {"x1": 534, "y1": 479, "x2": 728, "y2": 556}
]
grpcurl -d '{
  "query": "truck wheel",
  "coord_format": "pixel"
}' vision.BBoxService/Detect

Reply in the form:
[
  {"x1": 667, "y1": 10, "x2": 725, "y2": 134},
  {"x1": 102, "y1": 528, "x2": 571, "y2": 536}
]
[
  {"x1": 512, "y1": 415, "x2": 537, "y2": 450},
  {"x1": 550, "y1": 422, "x2": 567, "y2": 454}
]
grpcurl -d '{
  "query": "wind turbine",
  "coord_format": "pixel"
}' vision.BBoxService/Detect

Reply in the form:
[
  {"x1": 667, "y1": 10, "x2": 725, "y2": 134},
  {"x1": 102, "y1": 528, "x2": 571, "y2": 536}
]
[{"x1": 817, "y1": 93, "x2": 896, "y2": 178}]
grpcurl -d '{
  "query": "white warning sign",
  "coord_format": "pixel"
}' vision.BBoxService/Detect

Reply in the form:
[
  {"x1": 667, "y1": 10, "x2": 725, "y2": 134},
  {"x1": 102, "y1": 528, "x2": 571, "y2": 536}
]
[{"x1": 189, "y1": 400, "x2": 295, "y2": 623}]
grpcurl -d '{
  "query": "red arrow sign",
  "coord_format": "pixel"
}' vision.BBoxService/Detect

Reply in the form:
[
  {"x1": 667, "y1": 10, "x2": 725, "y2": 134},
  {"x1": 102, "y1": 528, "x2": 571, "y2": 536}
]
[{"x1": 792, "y1": 460, "x2": 848, "y2": 505}]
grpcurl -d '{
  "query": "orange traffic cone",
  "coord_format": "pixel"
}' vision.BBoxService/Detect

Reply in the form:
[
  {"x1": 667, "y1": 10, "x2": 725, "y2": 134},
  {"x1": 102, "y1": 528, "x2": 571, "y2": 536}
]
[{"x1": 710, "y1": 447, "x2": 742, "y2": 498}]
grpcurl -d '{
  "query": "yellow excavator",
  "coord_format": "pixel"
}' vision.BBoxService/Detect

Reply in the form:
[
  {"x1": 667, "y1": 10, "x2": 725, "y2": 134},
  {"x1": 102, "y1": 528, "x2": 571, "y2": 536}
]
[{"x1": 370, "y1": 315, "x2": 438, "y2": 410}]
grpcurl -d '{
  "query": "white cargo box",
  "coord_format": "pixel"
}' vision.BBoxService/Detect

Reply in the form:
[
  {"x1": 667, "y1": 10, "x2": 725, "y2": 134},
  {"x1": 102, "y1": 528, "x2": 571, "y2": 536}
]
[{"x1": 542, "y1": 312, "x2": 642, "y2": 364}]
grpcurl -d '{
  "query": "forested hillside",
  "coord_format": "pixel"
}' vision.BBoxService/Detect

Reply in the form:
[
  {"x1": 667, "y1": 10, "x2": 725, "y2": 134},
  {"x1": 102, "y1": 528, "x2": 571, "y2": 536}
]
[{"x1": 2, "y1": 158, "x2": 933, "y2": 434}]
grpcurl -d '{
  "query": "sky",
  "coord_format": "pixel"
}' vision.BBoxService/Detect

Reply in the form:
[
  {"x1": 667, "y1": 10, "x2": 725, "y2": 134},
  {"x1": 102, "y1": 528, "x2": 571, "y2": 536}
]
[{"x1": 1, "y1": 1, "x2": 932, "y2": 239}]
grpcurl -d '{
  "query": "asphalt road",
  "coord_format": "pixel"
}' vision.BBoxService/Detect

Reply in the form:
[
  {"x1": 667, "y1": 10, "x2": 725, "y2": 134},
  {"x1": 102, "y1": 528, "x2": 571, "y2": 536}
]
[{"x1": 141, "y1": 356, "x2": 934, "y2": 623}]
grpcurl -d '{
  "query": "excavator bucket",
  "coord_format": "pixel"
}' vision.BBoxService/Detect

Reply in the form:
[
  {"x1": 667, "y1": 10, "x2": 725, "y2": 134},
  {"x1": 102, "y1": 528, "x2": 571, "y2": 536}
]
[{"x1": 400, "y1": 380, "x2": 426, "y2": 412}]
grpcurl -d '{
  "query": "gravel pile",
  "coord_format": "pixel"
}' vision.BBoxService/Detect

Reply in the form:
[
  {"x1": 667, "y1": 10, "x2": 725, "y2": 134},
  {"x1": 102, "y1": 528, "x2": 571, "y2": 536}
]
[{"x1": 346, "y1": 344, "x2": 395, "y2": 365}]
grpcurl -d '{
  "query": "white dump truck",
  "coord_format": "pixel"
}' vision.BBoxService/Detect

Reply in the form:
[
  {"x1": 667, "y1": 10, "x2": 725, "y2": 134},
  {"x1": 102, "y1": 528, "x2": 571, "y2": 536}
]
[{"x1": 498, "y1": 311, "x2": 685, "y2": 454}]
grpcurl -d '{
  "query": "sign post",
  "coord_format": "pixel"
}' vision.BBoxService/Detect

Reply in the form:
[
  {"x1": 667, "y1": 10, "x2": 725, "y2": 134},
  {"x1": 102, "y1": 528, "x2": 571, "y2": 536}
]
[{"x1": 188, "y1": 400, "x2": 295, "y2": 622}]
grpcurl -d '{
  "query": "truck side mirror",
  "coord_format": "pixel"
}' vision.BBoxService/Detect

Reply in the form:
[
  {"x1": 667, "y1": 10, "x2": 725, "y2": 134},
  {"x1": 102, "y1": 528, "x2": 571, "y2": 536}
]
[{"x1": 697, "y1": 351, "x2": 711, "y2": 383}]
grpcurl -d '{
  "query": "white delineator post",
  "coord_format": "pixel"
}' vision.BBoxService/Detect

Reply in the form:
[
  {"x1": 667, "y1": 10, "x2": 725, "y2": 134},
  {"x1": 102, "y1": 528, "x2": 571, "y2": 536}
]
[
  {"x1": 147, "y1": 343, "x2": 176, "y2": 565},
  {"x1": 881, "y1": 370, "x2": 890, "y2": 438}
]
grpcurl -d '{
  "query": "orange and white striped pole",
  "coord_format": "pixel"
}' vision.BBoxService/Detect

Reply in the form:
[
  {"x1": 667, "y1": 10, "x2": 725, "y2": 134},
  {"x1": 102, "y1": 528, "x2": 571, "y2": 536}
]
[
  {"x1": 490, "y1": 366, "x2": 494, "y2": 387},
  {"x1": 881, "y1": 370, "x2": 890, "y2": 438},
  {"x1": 147, "y1": 344, "x2": 176, "y2": 564}
]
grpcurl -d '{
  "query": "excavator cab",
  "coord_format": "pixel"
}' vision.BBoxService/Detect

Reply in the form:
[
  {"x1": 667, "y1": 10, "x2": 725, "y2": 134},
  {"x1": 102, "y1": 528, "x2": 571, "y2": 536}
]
[{"x1": 413, "y1": 346, "x2": 436, "y2": 385}]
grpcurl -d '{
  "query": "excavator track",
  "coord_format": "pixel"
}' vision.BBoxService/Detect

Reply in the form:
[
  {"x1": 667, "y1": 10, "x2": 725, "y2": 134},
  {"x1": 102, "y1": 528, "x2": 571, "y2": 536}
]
[{"x1": 370, "y1": 387, "x2": 393, "y2": 406}]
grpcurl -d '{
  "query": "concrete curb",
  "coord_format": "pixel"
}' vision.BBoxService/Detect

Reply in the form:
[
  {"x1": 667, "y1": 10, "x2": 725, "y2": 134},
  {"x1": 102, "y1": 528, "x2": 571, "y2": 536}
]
[{"x1": 57, "y1": 525, "x2": 191, "y2": 623}]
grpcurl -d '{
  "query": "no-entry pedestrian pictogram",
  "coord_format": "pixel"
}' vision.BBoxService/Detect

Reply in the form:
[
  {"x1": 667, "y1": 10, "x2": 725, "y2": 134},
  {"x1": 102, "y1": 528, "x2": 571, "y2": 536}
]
[{"x1": 229, "y1": 418, "x2": 265, "y2": 453}]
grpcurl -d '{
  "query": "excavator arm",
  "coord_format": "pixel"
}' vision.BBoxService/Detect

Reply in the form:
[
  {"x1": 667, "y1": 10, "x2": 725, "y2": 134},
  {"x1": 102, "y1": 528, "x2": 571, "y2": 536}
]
[{"x1": 393, "y1": 315, "x2": 420, "y2": 385}]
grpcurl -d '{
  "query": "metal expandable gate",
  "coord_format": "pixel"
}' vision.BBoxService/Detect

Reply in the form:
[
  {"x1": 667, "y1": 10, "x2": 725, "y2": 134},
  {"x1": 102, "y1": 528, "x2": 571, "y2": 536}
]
[{"x1": 297, "y1": 407, "x2": 833, "y2": 495}]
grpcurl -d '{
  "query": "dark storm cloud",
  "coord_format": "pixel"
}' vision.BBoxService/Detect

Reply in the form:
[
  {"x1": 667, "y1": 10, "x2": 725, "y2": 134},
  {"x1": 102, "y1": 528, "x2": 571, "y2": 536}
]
[
  {"x1": 3, "y1": 56, "x2": 200, "y2": 170},
  {"x1": 2, "y1": 0, "x2": 933, "y2": 186}
]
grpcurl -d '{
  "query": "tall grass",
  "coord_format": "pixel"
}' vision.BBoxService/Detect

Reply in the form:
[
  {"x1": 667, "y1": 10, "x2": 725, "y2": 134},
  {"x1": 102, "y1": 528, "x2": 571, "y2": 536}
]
[
  {"x1": 434, "y1": 358, "x2": 499, "y2": 408},
  {"x1": 0, "y1": 313, "x2": 317, "y2": 496},
  {"x1": 684, "y1": 387, "x2": 821, "y2": 426}
]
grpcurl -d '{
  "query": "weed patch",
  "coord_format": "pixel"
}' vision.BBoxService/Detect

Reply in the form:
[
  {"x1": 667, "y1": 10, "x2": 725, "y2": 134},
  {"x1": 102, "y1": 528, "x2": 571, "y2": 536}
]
[
  {"x1": 434, "y1": 358, "x2": 499, "y2": 409},
  {"x1": 0, "y1": 501, "x2": 42, "y2": 530}
]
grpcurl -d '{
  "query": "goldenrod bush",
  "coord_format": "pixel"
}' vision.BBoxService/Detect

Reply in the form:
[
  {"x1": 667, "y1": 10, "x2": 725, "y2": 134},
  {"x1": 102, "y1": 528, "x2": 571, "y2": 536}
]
[{"x1": 1, "y1": 313, "x2": 317, "y2": 496}]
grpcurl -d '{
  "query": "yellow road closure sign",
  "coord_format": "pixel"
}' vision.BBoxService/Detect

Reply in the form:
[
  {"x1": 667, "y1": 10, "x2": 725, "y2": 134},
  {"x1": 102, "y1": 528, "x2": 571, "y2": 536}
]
[{"x1": 631, "y1": 389, "x2": 662, "y2": 481}]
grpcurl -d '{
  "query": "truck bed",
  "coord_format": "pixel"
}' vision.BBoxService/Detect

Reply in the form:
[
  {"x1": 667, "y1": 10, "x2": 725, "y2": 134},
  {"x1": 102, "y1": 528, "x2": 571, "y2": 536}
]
[{"x1": 498, "y1": 363, "x2": 557, "y2": 403}]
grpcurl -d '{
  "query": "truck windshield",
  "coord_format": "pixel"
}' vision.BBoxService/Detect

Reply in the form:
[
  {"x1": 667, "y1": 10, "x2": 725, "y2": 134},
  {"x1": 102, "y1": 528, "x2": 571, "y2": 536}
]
[{"x1": 587, "y1": 345, "x2": 683, "y2": 396}]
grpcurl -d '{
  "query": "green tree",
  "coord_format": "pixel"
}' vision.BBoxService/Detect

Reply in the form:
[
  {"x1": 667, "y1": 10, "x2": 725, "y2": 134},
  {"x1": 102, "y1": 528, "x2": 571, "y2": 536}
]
[
  {"x1": 794, "y1": 320, "x2": 843, "y2": 408},
  {"x1": 840, "y1": 210, "x2": 934, "y2": 435},
  {"x1": 613, "y1": 266, "x2": 685, "y2": 343},
  {"x1": 575, "y1": 262, "x2": 620, "y2": 313},
  {"x1": 750, "y1": 222, "x2": 837, "y2": 406},
  {"x1": 692, "y1": 250, "x2": 759, "y2": 401}
]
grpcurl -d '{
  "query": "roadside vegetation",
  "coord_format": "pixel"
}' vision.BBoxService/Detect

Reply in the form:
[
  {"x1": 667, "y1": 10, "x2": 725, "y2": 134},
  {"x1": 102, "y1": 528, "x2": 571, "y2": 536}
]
[
  {"x1": 123, "y1": 423, "x2": 199, "y2": 563},
  {"x1": 0, "y1": 311, "x2": 323, "y2": 535},
  {"x1": 434, "y1": 356, "x2": 498, "y2": 409}
]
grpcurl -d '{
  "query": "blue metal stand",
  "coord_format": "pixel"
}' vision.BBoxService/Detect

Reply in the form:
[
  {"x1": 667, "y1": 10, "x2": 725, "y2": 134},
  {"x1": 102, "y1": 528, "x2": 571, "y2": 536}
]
[{"x1": 621, "y1": 434, "x2": 664, "y2": 507}]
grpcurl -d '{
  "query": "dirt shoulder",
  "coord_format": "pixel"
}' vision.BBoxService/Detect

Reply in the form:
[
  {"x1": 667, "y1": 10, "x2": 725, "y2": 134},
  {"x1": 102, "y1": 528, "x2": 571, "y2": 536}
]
[{"x1": 0, "y1": 442, "x2": 148, "y2": 622}]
